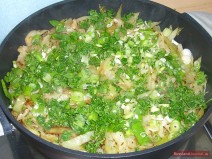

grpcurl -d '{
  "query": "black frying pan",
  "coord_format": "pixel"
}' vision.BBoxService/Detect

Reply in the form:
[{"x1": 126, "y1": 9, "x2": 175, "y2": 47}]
[{"x1": 0, "y1": 0, "x2": 212, "y2": 159}]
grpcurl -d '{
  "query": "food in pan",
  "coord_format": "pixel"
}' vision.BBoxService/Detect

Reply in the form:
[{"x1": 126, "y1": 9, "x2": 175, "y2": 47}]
[{"x1": 1, "y1": 6, "x2": 207, "y2": 153}]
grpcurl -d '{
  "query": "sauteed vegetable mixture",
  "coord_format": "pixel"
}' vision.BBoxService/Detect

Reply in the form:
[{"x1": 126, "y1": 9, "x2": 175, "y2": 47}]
[{"x1": 1, "y1": 6, "x2": 207, "y2": 153}]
